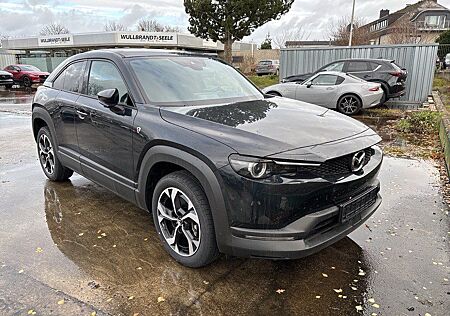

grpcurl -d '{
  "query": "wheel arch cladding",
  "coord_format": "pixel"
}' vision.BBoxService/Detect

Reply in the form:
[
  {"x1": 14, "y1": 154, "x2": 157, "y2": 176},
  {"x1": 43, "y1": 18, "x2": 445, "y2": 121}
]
[
  {"x1": 136, "y1": 145, "x2": 231, "y2": 252},
  {"x1": 32, "y1": 107, "x2": 55, "y2": 141}
]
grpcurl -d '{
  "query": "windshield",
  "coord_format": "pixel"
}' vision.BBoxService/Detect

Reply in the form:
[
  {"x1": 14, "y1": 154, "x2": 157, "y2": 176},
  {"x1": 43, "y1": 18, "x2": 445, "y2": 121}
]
[
  {"x1": 19, "y1": 65, "x2": 41, "y2": 71},
  {"x1": 130, "y1": 56, "x2": 263, "y2": 106}
]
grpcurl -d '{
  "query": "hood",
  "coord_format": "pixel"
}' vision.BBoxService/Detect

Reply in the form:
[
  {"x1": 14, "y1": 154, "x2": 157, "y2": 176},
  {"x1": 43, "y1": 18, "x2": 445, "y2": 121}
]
[
  {"x1": 159, "y1": 97, "x2": 378, "y2": 158},
  {"x1": 0, "y1": 70, "x2": 12, "y2": 76}
]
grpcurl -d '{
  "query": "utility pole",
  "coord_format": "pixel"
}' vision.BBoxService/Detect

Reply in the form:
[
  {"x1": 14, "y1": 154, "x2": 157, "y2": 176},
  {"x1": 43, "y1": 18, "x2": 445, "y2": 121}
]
[{"x1": 349, "y1": 0, "x2": 356, "y2": 46}]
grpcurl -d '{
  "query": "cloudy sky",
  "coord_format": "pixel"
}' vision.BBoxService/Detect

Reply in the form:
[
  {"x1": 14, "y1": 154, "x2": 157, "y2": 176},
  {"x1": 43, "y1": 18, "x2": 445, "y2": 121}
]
[{"x1": 1, "y1": 0, "x2": 450, "y2": 44}]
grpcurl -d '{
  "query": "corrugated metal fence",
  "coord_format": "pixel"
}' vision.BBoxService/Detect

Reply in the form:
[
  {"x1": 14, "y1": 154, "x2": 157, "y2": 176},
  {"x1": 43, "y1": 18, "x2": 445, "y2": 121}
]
[
  {"x1": 280, "y1": 44, "x2": 439, "y2": 103},
  {"x1": 0, "y1": 53, "x2": 16, "y2": 69}
]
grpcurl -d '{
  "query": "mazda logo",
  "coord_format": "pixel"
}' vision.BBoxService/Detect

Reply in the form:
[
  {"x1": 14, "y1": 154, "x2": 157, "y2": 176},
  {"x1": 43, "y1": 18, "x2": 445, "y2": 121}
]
[{"x1": 351, "y1": 151, "x2": 366, "y2": 173}]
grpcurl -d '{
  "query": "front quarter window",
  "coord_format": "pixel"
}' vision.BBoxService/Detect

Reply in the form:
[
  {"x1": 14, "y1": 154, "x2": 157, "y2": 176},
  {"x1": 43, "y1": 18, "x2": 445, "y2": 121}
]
[{"x1": 129, "y1": 56, "x2": 262, "y2": 106}]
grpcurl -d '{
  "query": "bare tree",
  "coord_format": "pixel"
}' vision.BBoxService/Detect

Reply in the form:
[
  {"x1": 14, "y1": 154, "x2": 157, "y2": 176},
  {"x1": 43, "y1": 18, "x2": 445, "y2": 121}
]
[
  {"x1": 329, "y1": 16, "x2": 370, "y2": 46},
  {"x1": 272, "y1": 27, "x2": 311, "y2": 48},
  {"x1": 104, "y1": 21, "x2": 128, "y2": 32},
  {"x1": 387, "y1": 18, "x2": 434, "y2": 44},
  {"x1": 39, "y1": 23, "x2": 70, "y2": 36},
  {"x1": 137, "y1": 19, "x2": 181, "y2": 32}
]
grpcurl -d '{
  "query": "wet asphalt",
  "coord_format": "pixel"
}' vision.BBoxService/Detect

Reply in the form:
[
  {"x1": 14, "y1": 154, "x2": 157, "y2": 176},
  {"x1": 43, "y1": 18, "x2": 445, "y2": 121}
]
[{"x1": 0, "y1": 88, "x2": 449, "y2": 316}]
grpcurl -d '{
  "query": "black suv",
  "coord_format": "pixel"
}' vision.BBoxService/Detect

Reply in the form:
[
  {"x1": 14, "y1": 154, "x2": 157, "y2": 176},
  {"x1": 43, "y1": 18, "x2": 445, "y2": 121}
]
[
  {"x1": 282, "y1": 59, "x2": 407, "y2": 104},
  {"x1": 32, "y1": 49, "x2": 383, "y2": 267}
]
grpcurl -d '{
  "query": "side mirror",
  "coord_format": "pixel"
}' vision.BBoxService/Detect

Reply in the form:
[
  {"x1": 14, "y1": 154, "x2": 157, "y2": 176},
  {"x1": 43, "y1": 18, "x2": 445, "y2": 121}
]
[
  {"x1": 306, "y1": 82, "x2": 312, "y2": 88},
  {"x1": 97, "y1": 88, "x2": 119, "y2": 107}
]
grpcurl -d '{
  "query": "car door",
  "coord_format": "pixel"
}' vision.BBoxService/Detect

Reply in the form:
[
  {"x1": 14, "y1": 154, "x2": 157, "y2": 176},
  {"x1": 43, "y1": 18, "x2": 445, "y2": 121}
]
[
  {"x1": 346, "y1": 61, "x2": 373, "y2": 81},
  {"x1": 75, "y1": 59, "x2": 137, "y2": 196},
  {"x1": 50, "y1": 61, "x2": 87, "y2": 171},
  {"x1": 295, "y1": 74, "x2": 341, "y2": 107}
]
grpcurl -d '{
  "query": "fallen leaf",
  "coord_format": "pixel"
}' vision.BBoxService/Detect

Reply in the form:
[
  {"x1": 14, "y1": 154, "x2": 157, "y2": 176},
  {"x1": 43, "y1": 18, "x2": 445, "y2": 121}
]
[
  {"x1": 372, "y1": 304, "x2": 380, "y2": 308},
  {"x1": 128, "y1": 296, "x2": 134, "y2": 300},
  {"x1": 322, "y1": 273, "x2": 328, "y2": 278},
  {"x1": 351, "y1": 286, "x2": 357, "y2": 291},
  {"x1": 136, "y1": 267, "x2": 142, "y2": 270},
  {"x1": 18, "y1": 269, "x2": 24, "y2": 274},
  {"x1": 371, "y1": 313, "x2": 377, "y2": 316},
  {"x1": 91, "y1": 312, "x2": 96, "y2": 316},
  {"x1": 57, "y1": 299, "x2": 65, "y2": 305},
  {"x1": 368, "y1": 298, "x2": 375, "y2": 303},
  {"x1": 112, "y1": 245, "x2": 117, "y2": 248},
  {"x1": 144, "y1": 238, "x2": 148, "y2": 241},
  {"x1": 276, "y1": 289, "x2": 285, "y2": 294},
  {"x1": 425, "y1": 313, "x2": 431, "y2": 316},
  {"x1": 315, "y1": 295, "x2": 321, "y2": 299},
  {"x1": 27, "y1": 310, "x2": 35, "y2": 315},
  {"x1": 157, "y1": 296, "x2": 165, "y2": 303},
  {"x1": 35, "y1": 247, "x2": 43, "y2": 253},
  {"x1": 106, "y1": 298, "x2": 113, "y2": 302},
  {"x1": 133, "y1": 313, "x2": 139, "y2": 316},
  {"x1": 101, "y1": 233, "x2": 106, "y2": 237},
  {"x1": 342, "y1": 296, "x2": 347, "y2": 299},
  {"x1": 333, "y1": 289, "x2": 343, "y2": 293},
  {"x1": 331, "y1": 266, "x2": 336, "y2": 269},
  {"x1": 355, "y1": 305, "x2": 363, "y2": 311},
  {"x1": 78, "y1": 233, "x2": 84, "y2": 236},
  {"x1": 203, "y1": 280, "x2": 209, "y2": 285}
]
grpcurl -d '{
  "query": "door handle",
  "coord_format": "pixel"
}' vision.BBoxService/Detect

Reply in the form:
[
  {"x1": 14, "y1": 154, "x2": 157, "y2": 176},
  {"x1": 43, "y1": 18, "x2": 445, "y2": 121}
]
[
  {"x1": 76, "y1": 109, "x2": 88, "y2": 120},
  {"x1": 326, "y1": 87, "x2": 334, "y2": 90}
]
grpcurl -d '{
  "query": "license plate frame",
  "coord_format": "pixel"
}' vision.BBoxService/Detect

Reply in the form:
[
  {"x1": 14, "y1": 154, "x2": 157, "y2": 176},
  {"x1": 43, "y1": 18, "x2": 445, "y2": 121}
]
[{"x1": 339, "y1": 186, "x2": 379, "y2": 224}]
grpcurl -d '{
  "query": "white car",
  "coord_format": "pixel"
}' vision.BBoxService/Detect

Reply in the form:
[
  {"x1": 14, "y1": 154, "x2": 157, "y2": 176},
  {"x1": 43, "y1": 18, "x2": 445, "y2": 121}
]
[{"x1": 263, "y1": 71, "x2": 383, "y2": 115}]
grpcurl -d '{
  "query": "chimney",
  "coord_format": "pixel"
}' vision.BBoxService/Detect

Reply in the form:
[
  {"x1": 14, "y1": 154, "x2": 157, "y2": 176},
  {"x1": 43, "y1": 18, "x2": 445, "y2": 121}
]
[{"x1": 380, "y1": 9, "x2": 390, "y2": 18}]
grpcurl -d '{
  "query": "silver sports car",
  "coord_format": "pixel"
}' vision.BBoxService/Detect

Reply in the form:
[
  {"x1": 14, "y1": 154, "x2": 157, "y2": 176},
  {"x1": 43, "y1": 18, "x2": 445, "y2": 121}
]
[{"x1": 263, "y1": 71, "x2": 383, "y2": 115}]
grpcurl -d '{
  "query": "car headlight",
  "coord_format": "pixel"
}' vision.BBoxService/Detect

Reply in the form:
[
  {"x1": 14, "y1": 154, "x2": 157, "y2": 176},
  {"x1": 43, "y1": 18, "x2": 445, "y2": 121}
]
[{"x1": 228, "y1": 154, "x2": 297, "y2": 179}]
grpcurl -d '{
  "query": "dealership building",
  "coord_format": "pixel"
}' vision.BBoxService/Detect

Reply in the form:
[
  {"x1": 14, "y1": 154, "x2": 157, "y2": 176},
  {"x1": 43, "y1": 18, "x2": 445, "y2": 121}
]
[{"x1": 1, "y1": 31, "x2": 256, "y2": 71}]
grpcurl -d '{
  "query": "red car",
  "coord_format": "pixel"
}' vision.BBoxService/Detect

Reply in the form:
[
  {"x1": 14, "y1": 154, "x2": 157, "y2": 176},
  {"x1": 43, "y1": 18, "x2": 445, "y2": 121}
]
[{"x1": 4, "y1": 64, "x2": 50, "y2": 87}]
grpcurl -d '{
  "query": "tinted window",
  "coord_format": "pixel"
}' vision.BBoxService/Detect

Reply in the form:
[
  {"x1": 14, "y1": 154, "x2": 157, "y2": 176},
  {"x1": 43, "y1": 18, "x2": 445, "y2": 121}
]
[
  {"x1": 311, "y1": 74, "x2": 340, "y2": 85},
  {"x1": 53, "y1": 71, "x2": 65, "y2": 90},
  {"x1": 322, "y1": 62, "x2": 345, "y2": 72},
  {"x1": 347, "y1": 61, "x2": 370, "y2": 72},
  {"x1": 63, "y1": 62, "x2": 85, "y2": 93},
  {"x1": 88, "y1": 61, "x2": 129, "y2": 105}
]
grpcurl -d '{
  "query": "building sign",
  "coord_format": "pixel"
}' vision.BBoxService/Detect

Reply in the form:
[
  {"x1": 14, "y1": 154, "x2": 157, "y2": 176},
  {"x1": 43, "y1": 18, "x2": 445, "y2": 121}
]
[
  {"x1": 38, "y1": 35, "x2": 74, "y2": 47},
  {"x1": 117, "y1": 32, "x2": 178, "y2": 45}
]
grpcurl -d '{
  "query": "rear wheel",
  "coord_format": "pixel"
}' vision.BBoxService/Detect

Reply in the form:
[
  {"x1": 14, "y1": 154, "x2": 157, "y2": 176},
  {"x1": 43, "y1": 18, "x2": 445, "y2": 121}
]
[
  {"x1": 337, "y1": 94, "x2": 362, "y2": 116},
  {"x1": 37, "y1": 127, "x2": 73, "y2": 181},
  {"x1": 152, "y1": 171, "x2": 219, "y2": 268},
  {"x1": 380, "y1": 89, "x2": 388, "y2": 105}
]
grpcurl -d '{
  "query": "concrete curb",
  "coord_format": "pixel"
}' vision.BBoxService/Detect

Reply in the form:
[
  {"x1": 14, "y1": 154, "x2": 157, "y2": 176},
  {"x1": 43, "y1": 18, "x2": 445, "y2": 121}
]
[{"x1": 433, "y1": 91, "x2": 450, "y2": 176}]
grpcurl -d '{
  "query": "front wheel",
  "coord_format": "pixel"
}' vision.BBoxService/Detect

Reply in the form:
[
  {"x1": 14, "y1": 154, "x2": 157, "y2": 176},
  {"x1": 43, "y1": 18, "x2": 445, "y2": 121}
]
[
  {"x1": 37, "y1": 127, "x2": 73, "y2": 181},
  {"x1": 152, "y1": 171, "x2": 219, "y2": 268},
  {"x1": 22, "y1": 76, "x2": 32, "y2": 87},
  {"x1": 337, "y1": 95, "x2": 362, "y2": 116}
]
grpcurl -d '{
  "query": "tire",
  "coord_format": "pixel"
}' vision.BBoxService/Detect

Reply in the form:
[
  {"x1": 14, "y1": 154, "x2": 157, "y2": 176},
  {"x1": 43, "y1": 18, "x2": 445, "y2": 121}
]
[
  {"x1": 380, "y1": 89, "x2": 388, "y2": 105},
  {"x1": 337, "y1": 94, "x2": 362, "y2": 116},
  {"x1": 37, "y1": 127, "x2": 73, "y2": 181},
  {"x1": 152, "y1": 170, "x2": 219, "y2": 268},
  {"x1": 267, "y1": 91, "x2": 282, "y2": 97},
  {"x1": 22, "y1": 76, "x2": 32, "y2": 87}
]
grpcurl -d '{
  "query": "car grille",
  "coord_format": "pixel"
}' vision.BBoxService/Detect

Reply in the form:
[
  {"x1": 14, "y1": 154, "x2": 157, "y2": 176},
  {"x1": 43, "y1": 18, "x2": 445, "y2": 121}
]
[
  {"x1": 297, "y1": 148, "x2": 373, "y2": 179},
  {"x1": 0, "y1": 75, "x2": 11, "y2": 80}
]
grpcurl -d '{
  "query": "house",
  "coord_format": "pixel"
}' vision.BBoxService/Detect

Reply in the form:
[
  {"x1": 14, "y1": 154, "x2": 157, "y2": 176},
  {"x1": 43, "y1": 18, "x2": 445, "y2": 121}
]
[{"x1": 360, "y1": 0, "x2": 450, "y2": 45}]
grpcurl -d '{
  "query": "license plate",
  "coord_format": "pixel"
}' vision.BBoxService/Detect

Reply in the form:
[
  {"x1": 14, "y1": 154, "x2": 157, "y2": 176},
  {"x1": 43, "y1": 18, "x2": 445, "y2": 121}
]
[{"x1": 339, "y1": 186, "x2": 379, "y2": 223}]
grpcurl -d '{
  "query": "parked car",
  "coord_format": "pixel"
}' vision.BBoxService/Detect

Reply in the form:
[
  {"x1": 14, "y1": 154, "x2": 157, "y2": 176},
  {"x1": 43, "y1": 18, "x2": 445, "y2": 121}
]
[
  {"x1": 282, "y1": 58, "x2": 407, "y2": 104},
  {"x1": 264, "y1": 71, "x2": 383, "y2": 116},
  {"x1": 445, "y1": 53, "x2": 450, "y2": 69},
  {"x1": 255, "y1": 59, "x2": 280, "y2": 76},
  {"x1": 0, "y1": 70, "x2": 14, "y2": 89},
  {"x1": 4, "y1": 64, "x2": 50, "y2": 87},
  {"x1": 32, "y1": 49, "x2": 383, "y2": 267}
]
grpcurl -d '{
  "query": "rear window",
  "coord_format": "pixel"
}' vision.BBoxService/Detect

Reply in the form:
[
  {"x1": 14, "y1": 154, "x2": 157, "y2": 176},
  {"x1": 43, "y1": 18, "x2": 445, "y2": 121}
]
[
  {"x1": 347, "y1": 61, "x2": 370, "y2": 72},
  {"x1": 258, "y1": 60, "x2": 273, "y2": 65}
]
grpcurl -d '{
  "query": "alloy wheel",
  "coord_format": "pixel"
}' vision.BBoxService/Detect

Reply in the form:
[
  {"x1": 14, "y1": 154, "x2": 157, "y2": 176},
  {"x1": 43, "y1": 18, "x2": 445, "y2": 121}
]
[
  {"x1": 339, "y1": 96, "x2": 359, "y2": 114},
  {"x1": 39, "y1": 134, "x2": 55, "y2": 175},
  {"x1": 157, "y1": 187, "x2": 201, "y2": 257}
]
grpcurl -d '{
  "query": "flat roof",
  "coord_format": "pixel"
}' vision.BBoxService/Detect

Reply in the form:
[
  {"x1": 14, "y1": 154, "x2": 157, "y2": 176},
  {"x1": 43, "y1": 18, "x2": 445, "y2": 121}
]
[{"x1": 2, "y1": 31, "x2": 255, "y2": 53}]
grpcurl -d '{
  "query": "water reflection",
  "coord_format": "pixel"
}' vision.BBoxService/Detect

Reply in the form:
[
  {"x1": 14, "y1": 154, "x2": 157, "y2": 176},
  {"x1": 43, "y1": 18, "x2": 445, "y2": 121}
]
[{"x1": 44, "y1": 180, "x2": 371, "y2": 315}]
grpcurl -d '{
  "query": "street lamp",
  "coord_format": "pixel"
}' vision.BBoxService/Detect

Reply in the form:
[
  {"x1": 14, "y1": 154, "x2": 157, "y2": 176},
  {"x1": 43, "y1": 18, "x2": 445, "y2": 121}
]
[{"x1": 349, "y1": 0, "x2": 356, "y2": 46}]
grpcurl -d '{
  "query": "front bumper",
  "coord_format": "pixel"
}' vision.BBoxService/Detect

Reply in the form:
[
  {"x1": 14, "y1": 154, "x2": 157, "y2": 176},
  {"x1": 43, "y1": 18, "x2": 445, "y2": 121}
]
[
  {"x1": 0, "y1": 79, "x2": 13, "y2": 86},
  {"x1": 228, "y1": 190, "x2": 381, "y2": 259},
  {"x1": 216, "y1": 146, "x2": 383, "y2": 259}
]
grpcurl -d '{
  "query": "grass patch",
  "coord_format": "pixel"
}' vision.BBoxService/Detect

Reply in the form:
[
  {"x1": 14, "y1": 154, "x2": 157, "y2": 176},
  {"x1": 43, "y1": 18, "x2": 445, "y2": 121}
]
[
  {"x1": 396, "y1": 111, "x2": 441, "y2": 134},
  {"x1": 247, "y1": 75, "x2": 279, "y2": 89}
]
